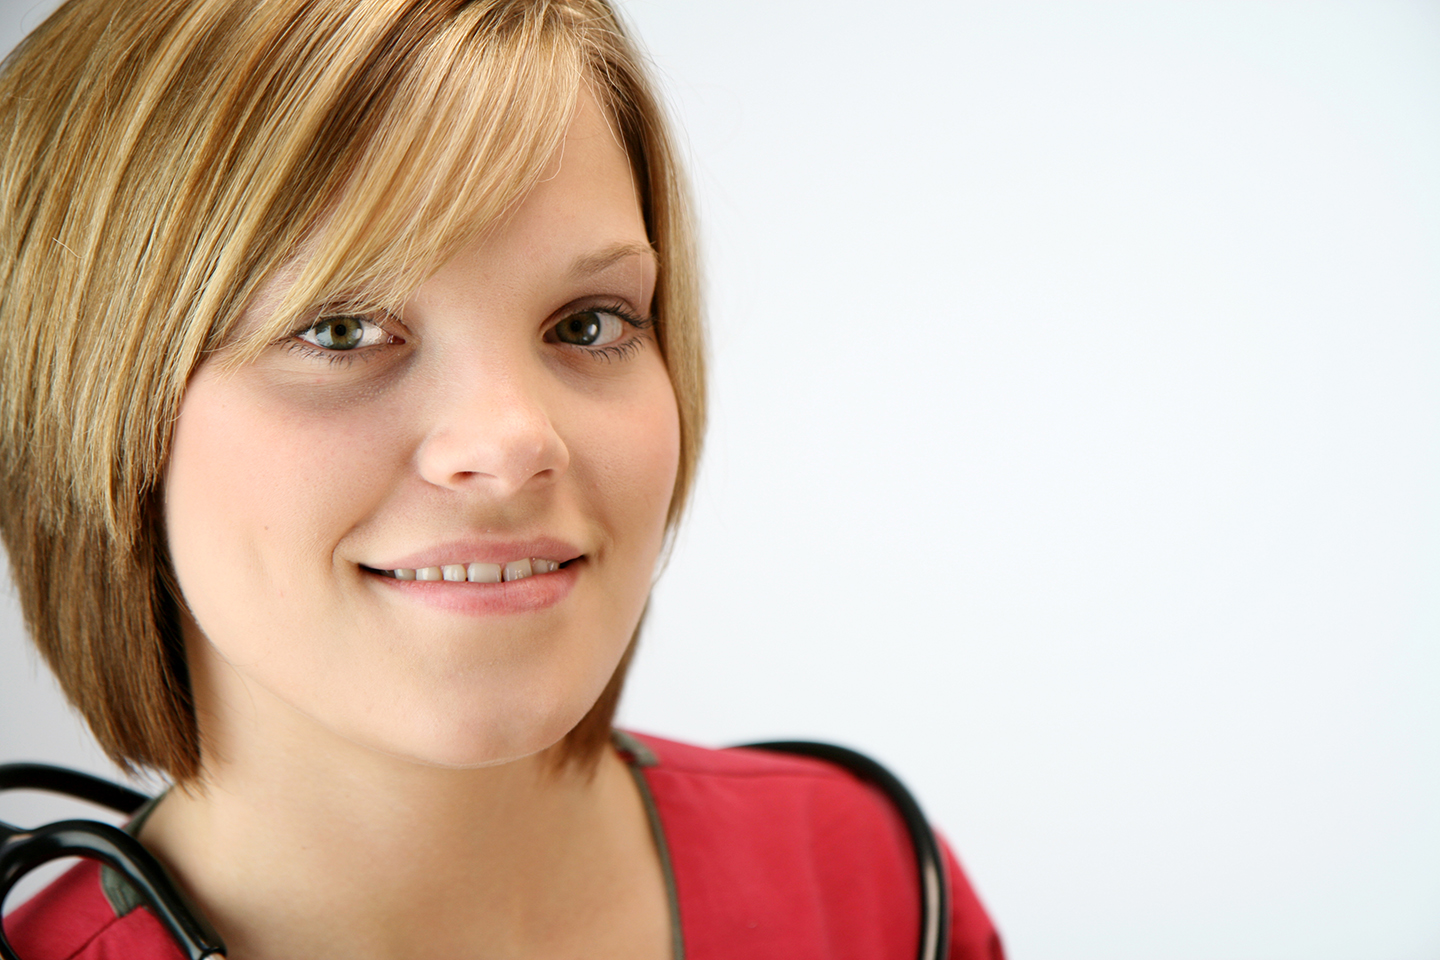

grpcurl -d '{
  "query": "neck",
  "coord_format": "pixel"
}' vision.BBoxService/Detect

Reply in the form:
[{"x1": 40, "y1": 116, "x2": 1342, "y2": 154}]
[{"x1": 140, "y1": 723, "x2": 666, "y2": 959}]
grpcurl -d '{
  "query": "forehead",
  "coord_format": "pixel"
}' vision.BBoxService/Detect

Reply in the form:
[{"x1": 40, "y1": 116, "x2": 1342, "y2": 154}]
[
  {"x1": 232, "y1": 68, "x2": 608, "y2": 349},
  {"x1": 245, "y1": 88, "x2": 653, "y2": 329},
  {"x1": 404, "y1": 90, "x2": 655, "y2": 320}
]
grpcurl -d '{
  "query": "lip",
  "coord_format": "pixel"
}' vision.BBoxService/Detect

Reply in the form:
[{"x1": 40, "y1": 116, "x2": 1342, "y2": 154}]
[{"x1": 365, "y1": 536, "x2": 585, "y2": 572}]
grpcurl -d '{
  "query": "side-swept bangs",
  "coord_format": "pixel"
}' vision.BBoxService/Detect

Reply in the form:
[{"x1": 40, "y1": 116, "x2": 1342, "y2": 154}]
[
  {"x1": 0, "y1": 0, "x2": 703, "y2": 780},
  {"x1": 224, "y1": 5, "x2": 586, "y2": 362}
]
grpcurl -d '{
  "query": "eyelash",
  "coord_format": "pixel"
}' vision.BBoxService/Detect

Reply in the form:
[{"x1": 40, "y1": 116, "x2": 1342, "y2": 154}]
[{"x1": 558, "y1": 301, "x2": 655, "y2": 363}]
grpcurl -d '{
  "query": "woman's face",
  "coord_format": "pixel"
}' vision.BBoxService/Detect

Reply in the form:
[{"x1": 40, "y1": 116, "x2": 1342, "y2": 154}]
[{"x1": 164, "y1": 92, "x2": 679, "y2": 770}]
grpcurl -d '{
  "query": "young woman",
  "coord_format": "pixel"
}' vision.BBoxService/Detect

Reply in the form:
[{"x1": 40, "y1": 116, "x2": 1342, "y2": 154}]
[{"x1": 0, "y1": 1, "x2": 1002, "y2": 957}]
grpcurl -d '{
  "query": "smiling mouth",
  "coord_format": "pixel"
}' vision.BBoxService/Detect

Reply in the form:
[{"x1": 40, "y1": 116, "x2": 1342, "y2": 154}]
[{"x1": 368, "y1": 557, "x2": 575, "y2": 584}]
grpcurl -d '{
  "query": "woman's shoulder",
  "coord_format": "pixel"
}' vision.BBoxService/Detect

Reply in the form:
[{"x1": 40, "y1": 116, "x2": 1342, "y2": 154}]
[
  {"x1": 3, "y1": 858, "x2": 183, "y2": 960},
  {"x1": 618, "y1": 730, "x2": 1005, "y2": 960},
  {"x1": 621, "y1": 729, "x2": 883, "y2": 781},
  {"x1": 620, "y1": 729, "x2": 966, "y2": 851},
  {"x1": 620, "y1": 730, "x2": 917, "y2": 860}
]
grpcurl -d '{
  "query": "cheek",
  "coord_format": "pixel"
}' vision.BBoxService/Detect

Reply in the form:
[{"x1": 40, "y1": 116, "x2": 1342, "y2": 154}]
[
  {"x1": 163, "y1": 368, "x2": 399, "y2": 621},
  {"x1": 584, "y1": 367, "x2": 681, "y2": 547}
]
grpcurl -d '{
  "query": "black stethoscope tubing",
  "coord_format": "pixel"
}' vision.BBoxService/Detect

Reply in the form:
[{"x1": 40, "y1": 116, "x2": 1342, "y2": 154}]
[
  {"x1": 1, "y1": 745, "x2": 948, "y2": 960},
  {"x1": 0, "y1": 764, "x2": 224, "y2": 960},
  {"x1": 743, "y1": 742, "x2": 951, "y2": 960}
]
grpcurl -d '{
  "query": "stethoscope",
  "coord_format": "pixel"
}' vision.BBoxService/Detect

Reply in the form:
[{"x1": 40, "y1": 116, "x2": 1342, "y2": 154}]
[{"x1": 0, "y1": 743, "x2": 950, "y2": 960}]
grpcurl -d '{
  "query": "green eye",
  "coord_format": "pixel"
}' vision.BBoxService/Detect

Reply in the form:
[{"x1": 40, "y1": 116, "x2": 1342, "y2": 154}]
[
  {"x1": 552, "y1": 310, "x2": 623, "y2": 347},
  {"x1": 301, "y1": 315, "x2": 373, "y2": 351}
]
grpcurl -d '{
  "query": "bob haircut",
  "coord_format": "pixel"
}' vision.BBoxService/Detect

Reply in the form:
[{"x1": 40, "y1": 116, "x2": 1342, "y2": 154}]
[{"x1": 0, "y1": 0, "x2": 703, "y2": 782}]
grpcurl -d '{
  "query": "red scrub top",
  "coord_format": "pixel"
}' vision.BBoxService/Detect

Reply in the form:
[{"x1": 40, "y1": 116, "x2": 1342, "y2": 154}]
[{"x1": 3, "y1": 733, "x2": 1004, "y2": 960}]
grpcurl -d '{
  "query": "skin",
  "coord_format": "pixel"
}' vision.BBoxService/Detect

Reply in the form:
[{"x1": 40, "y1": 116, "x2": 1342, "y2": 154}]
[{"x1": 142, "y1": 91, "x2": 677, "y2": 960}]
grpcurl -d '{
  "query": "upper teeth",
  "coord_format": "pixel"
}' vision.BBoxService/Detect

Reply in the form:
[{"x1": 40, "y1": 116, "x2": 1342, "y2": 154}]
[{"x1": 389, "y1": 558, "x2": 562, "y2": 583}]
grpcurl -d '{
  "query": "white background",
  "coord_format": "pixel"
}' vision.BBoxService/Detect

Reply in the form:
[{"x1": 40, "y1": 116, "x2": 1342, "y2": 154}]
[{"x1": 2, "y1": 2, "x2": 1436, "y2": 958}]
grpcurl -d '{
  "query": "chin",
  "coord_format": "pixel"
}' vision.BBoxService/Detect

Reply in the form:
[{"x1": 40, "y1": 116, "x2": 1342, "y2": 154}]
[{"x1": 350, "y1": 693, "x2": 595, "y2": 771}]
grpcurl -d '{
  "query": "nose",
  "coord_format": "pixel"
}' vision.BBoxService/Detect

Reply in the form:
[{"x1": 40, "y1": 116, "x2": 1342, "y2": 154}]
[{"x1": 415, "y1": 364, "x2": 570, "y2": 495}]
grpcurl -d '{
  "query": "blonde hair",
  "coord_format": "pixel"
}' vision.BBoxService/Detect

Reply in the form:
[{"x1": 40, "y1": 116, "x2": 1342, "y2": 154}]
[{"x1": 0, "y1": 0, "x2": 704, "y2": 781}]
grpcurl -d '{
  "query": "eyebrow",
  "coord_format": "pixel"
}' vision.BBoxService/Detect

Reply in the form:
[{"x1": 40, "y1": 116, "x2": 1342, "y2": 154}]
[{"x1": 568, "y1": 241, "x2": 657, "y2": 279}]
